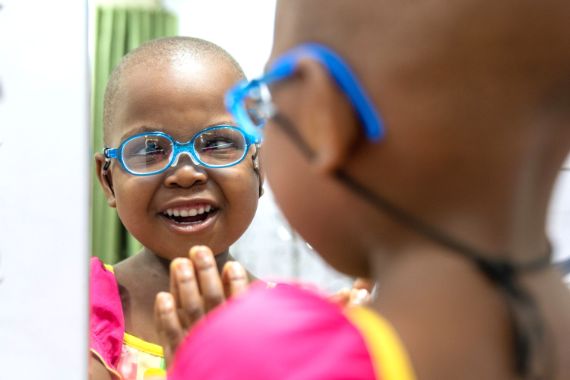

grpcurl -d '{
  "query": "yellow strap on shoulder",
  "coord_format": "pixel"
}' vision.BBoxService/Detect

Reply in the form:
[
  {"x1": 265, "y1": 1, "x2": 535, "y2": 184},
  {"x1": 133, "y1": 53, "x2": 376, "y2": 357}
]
[
  {"x1": 346, "y1": 307, "x2": 416, "y2": 380},
  {"x1": 124, "y1": 332, "x2": 164, "y2": 358}
]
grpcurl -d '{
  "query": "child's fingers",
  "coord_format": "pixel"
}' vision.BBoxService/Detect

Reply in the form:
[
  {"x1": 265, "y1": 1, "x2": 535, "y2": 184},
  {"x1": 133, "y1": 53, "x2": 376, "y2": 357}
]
[
  {"x1": 169, "y1": 259, "x2": 181, "y2": 307},
  {"x1": 330, "y1": 281, "x2": 373, "y2": 308},
  {"x1": 171, "y1": 257, "x2": 204, "y2": 326},
  {"x1": 348, "y1": 288, "x2": 372, "y2": 307},
  {"x1": 154, "y1": 292, "x2": 185, "y2": 367},
  {"x1": 190, "y1": 245, "x2": 225, "y2": 312},
  {"x1": 222, "y1": 261, "x2": 248, "y2": 298},
  {"x1": 329, "y1": 287, "x2": 351, "y2": 307},
  {"x1": 353, "y1": 278, "x2": 375, "y2": 292},
  {"x1": 348, "y1": 278, "x2": 374, "y2": 307}
]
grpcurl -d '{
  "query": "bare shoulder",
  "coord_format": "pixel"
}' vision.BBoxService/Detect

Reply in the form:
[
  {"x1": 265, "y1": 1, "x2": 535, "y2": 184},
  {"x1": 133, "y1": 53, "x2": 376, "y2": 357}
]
[
  {"x1": 89, "y1": 353, "x2": 113, "y2": 380},
  {"x1": 112, "y1": 254, "x2": 147, "y2": 296},
  {"x1": 112, "y1": 252, "x2": 168, "y2": 344}
]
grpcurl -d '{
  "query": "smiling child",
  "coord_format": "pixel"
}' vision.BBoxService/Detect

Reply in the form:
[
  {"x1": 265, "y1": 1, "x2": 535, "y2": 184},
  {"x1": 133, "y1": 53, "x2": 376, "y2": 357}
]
[{"x1": 89, "y1": 36, "x2": 262, "y2": 380}]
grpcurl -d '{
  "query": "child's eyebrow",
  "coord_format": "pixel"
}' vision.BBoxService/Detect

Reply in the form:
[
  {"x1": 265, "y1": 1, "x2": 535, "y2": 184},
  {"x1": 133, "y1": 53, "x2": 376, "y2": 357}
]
[
  {"x1": 206, "y1": 120, "x2": 238, "y2": 128},
  {"x1": 119, "y1": 121, "x2": 239, "y2": 142},
  {"x1": 119, "y1": 125, "x2": 163, "y2": 142}
]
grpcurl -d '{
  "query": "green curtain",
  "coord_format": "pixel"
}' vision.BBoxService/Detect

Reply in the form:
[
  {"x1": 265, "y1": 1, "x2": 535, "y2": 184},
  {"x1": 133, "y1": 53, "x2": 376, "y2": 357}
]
[{"x1": 91, "y1": 7, "x2": 178, "y2": 263}]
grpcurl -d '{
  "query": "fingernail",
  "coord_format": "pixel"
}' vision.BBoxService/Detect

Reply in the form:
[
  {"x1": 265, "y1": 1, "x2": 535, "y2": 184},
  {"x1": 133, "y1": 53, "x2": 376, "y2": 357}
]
[
  {"x1": 157, "y1": 293, "x2": 174, "y2": 313},
  {"x1": 227, "y1": 261, "x2": 246, "y2": 279},
  {"x1": 175, "y1": 259, "x2": 193, "y2": 280},
  {"x1": 191, "y1": 246, "x2": 213, "y2": 267}
]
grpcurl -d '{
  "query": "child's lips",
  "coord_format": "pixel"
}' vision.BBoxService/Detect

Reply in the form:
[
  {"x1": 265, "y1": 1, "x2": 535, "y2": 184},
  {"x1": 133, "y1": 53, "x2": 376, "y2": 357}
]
[
  {"x1": 159, "y1": 206, "x2": 219, "y2": 234},
  {"x1": 158, "y1": 198, "x2": 220, "y2": 234}
]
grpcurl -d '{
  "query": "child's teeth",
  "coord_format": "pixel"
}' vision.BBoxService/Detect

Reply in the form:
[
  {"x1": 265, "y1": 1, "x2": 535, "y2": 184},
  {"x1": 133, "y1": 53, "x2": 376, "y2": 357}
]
[{"x1": 164, "y1": 205, "x2": 214, "y2": 218}]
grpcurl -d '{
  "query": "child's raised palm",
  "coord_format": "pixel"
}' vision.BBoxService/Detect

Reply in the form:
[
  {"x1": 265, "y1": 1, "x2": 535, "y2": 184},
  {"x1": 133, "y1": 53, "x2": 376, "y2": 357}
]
[
  {"x1": 155, "y1": 245, "x2": 374, "y2": 367},
  {"x1": 154, "y1": 245, "x2": 248, "y2": 367}
]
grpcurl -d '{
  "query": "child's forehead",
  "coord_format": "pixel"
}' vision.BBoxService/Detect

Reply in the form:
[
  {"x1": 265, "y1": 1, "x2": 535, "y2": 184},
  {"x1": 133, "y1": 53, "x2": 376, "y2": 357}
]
[
  {"x1": 109, "y1": 99, "x2": 237, "y2": 146},
  {"x1": 115, "y1": 120, "x2": 238, "y2": 145},
  {"x1": 122, "y1": 54, "x2": 240, "y2": 86},
  {"x1": 108, "y1": 60, "x2": 240, "y2": 141},
  {"x1": 102, "y1": 37, "x2": 246, "y2": 146}
]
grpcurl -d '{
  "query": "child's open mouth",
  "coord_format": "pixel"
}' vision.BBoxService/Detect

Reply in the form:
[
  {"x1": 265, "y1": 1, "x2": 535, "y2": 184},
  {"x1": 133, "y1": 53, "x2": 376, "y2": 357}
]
[{"x1": 161, "y1": 205, "x2": 218, "y2": 225}]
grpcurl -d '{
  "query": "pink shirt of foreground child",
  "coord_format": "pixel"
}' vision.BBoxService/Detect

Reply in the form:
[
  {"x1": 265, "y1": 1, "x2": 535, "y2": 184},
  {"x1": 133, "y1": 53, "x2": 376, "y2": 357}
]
[{"x1": 168, "y1": 283, "x2": 414, "y2": 380}]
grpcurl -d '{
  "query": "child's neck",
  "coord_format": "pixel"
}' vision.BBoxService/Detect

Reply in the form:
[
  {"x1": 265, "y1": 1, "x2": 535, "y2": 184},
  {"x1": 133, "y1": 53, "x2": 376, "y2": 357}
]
[
  {"x1": 136, "y1": 247, "x2": 232, "y2": 275},
  {"x1": 114, "y1": 247, "x2": 232, "y2": 344}
]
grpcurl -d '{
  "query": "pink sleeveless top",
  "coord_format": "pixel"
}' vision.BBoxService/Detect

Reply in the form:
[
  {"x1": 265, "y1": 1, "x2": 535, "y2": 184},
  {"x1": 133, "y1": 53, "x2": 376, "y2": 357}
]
[
  {"x1": 168, "y1": 282, "x2": 416, "y2": 380},
  {"x1": 90, "y1": 257, "x2": 166, "y2": 380}
]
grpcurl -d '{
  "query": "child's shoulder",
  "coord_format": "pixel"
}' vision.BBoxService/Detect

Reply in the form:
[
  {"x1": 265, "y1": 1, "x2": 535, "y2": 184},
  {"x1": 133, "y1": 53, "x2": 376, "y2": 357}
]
[
  {"x1": 90, "y1": 257, "x2": 119, "y2": 295},
  {"x1": 169, "y1": 283, "x2": 384, "y2": 380},
  {"x1": 89, "y1": 257, "x2": 124, "y2": 369}
]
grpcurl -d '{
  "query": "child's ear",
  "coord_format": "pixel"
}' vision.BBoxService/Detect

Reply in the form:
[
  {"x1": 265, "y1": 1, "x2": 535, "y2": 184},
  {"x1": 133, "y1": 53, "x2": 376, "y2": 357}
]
[
  {"x1": 95, "y1": 153, "x2": 117, "y2": 208},
  {"x1": 293, "y1": 58, "x2": 360, "y2": 174}
]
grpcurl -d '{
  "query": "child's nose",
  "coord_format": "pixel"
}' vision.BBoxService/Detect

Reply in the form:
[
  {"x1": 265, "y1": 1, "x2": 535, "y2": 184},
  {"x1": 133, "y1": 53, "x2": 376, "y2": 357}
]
[{"x1": 164, "y1": 153, "x2": 208, "y2": 188}]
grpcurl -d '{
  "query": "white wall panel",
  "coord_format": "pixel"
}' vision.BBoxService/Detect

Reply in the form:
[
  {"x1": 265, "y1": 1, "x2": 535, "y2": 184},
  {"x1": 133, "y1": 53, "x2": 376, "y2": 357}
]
[{"x1": 0, "y1": 1, "x2": 89, "y2": 379}]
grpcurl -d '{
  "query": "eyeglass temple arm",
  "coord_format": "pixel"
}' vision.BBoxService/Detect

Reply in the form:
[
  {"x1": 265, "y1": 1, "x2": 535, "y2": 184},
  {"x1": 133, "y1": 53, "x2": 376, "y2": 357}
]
[
  {"x1": 102, "y1": 148, "x2": 118, "y2": 172},
  {"x1": 103, "y1": 148, "x2": 118, "y2": 159}
]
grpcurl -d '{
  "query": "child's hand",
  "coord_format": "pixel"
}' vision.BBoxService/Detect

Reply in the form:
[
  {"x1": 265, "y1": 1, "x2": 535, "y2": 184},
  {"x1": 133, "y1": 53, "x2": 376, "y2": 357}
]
[
  {"x1": 329, "y1": 278, "x2": 374, "y2": 308},
  {"x1": 154, "y1": 245, "x2": 248, "y2": 367}
]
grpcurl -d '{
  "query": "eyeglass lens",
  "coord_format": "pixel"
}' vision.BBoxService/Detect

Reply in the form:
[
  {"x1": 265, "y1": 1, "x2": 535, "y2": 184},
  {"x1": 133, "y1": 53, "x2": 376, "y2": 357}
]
[
  {"x1": 121, "y1": 128, "x2": 247, "y2": 174},
  {"x1": 244, "y1": 83, "x2": 274, "y2": 128},
  {"x1": 194, "y1": 128, "x2": 247, "y2": 167},
  {"x1": 122, "y1": 135, "x2": 173, "y2": 174}
]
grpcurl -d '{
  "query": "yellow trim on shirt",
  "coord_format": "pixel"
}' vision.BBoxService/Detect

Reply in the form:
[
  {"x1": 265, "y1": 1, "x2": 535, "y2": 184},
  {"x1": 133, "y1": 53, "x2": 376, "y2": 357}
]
[
  {"x1": 104, "y1": 263, "x2": 115, "y2": 273},
  {"x1": 144, "y1": 367, "x2": 167, "y2": 379},
  {"x1": 346, "y1": 307, "x2": 416, "y2": 380},
  {"x1": 124, "y1": 332, "x2": 164, "y2": 357}
]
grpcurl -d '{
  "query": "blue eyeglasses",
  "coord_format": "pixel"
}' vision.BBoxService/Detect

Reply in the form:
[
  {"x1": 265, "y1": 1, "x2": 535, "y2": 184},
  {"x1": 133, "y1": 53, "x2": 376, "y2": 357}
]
[
  {"x1": 225, "y1": 43, "x2": 385, "y2": 143},
  {"x1": 104, "y1": 125, "x2": 253, "y2": 176}
]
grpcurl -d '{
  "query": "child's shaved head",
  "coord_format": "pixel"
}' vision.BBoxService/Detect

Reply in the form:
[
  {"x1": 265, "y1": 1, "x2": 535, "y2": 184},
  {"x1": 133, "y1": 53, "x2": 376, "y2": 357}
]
[
  {"x1": 95, "y1": 35, "x2": 260, "y2": 263},
  {"x1": 274, "y1": 0, "x2": 570, "y2": 140},
  {"x1": 103, "y1": 36, "x2": 245, "y2": 144}
]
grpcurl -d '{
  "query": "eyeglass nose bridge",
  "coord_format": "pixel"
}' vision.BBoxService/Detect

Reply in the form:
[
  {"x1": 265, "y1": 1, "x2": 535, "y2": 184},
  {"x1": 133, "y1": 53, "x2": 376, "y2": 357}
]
[{"x1": 169, "y1": 142, "x2": 201, "y2": 169}]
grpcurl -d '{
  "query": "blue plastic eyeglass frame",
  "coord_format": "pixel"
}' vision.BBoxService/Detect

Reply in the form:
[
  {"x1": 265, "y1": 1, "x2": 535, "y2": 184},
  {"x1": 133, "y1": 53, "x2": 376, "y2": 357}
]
[
  {"x1": 225, "y1": 43, "x2": 385, "y2": 143},
  {"x1": 103, "y1": 125, "x2": 253, "y2": 176}
]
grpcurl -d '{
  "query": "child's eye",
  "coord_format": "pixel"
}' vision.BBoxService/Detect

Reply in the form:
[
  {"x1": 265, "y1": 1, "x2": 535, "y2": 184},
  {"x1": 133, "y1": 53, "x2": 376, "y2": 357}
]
[
  {"x1": 129, "y1": 139, "x2": 167, "y2": 156},
  {"x1": 122, "y1": 137, "x2": 172, "y2": 170},
  {"x1": 200, "y1": 138, "x2": 237, "y2": 152},
  {"x1": 194, "y1": 129, "x2": 247, "y2": 166}
]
